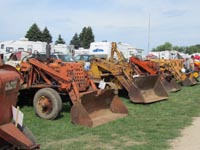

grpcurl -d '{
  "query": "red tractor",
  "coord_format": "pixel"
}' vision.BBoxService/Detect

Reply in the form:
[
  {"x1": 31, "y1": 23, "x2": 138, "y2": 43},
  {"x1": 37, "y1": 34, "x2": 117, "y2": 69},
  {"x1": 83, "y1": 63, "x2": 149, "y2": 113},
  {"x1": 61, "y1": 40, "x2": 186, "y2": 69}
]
[{"x1": 0, "y1": 55, "x2": 39, "y2": 149}]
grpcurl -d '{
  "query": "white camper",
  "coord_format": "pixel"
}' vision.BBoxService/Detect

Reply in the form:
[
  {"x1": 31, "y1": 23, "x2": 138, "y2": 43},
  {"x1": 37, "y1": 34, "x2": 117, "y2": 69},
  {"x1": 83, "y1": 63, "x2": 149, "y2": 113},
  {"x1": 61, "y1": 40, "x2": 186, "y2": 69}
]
[
  {"x1": 88, "y1": 41, "x2": 142, "y2": 60},
  {"x1": 147, "y1": 50, "x2": 183, "y2": 59},
  {"x1": 0, "y1": 38, "x2": 47, "y2": 61},
  {"x1": 73, "y1": 48, "x2": 89, "y2": 56},
  {"x1": 0, "y1": 38, "x2": 47, "y2": 54},
  {"x1": 52, "y1": 44, "x2": 69, "y2": 54},
  {"x1": 89, "y1": 42, "x2": 112, "y2": 58}
]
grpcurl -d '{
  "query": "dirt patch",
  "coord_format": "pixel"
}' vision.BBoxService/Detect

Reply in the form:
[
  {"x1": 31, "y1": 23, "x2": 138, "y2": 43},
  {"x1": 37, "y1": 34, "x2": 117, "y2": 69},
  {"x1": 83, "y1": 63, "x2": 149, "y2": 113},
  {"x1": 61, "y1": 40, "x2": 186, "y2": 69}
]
[
  {"x1": 170, "y1": 117, "x2": 200, "y2": 150},
  {"x1": 43, "y1": 133, "x2": 144, "y2": 149},
  {"x1": 43, "y1": 135, "x2": 101, "y2": 149}
]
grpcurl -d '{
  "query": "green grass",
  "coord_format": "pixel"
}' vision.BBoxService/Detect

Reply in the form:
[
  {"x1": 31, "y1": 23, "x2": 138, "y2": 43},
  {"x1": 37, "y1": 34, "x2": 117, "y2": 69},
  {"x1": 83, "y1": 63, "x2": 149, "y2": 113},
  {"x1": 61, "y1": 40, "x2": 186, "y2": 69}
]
[{"x1": 20, "y1": 84, "x2": 200, "y2": 150}]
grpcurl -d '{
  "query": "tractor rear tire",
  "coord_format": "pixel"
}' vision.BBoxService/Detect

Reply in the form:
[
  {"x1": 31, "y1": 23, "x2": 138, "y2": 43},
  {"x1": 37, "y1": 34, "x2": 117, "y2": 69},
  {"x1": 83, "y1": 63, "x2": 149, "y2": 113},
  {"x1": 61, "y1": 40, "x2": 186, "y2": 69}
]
[{"x1": 33, "y1": 88, "x2": 62, "y2": 120}]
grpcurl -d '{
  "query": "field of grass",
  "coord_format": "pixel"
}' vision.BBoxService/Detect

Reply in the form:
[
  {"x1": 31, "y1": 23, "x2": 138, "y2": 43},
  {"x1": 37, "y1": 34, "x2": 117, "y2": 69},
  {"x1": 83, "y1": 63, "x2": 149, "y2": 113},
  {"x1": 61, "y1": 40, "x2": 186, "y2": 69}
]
[{"x1": 20, "y1": 84, "x2": 200, "y2": 150}]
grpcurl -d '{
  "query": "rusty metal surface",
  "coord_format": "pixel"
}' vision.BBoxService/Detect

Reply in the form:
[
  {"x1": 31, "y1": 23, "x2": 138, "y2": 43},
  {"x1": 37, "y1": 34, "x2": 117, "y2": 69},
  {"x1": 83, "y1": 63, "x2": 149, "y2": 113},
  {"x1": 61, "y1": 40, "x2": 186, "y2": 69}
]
[
  {"x1": 70, "y1": 89, "x2": 128, "y2": 127},
  {"x1": 37, "y1": 96, "x2": 53, "y2": 116},
  {"x1": 0, "y1": 123, "x2": 39, "y2": 149},
  {"x1": 161, "y1": 78, "x2": 181, "y2": 93},
  {"x1": 0, "y1": 66, "x2": 40, "y2": 149},
  {"x1": 129, "y1": 56, "x2": 181, "y2": 93},
  {"x1": 130, "y1": 76, "x2": 169, "y2": 103},
  {"x1": 0, "y1": 64, "x2": 23, "y2": 84},
  {"x1": 0, "y1": 69, "x2": 20, "y2": 125},
  {"x1": 20, "y1": 59, "x2": 91, "y2": 91},
  {"x1": 182, "y1": 74, "x2": 198, "y2": 86}
]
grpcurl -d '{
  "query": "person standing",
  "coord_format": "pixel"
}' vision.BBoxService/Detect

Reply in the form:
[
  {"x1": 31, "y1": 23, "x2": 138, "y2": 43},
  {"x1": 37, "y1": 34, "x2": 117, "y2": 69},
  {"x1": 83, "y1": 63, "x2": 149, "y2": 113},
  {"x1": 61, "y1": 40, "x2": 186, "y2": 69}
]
[{"x1": 189, "y1": 55, "x2": 195, "y2": 72}]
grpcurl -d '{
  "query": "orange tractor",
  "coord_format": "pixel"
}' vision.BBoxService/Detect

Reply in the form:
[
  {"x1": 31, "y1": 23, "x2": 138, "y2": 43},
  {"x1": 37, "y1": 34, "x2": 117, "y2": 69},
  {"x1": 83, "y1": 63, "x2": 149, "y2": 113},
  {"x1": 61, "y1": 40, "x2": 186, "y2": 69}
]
[
  {"x1": 129, "y1": 56, "x2": 181, "y2": 93},
  {"x1": 0, "y1": 55, "x2": 39, "y2": 149},
  {"x1": 15, "y1": 50, "x2": 128, "y2": 127}
]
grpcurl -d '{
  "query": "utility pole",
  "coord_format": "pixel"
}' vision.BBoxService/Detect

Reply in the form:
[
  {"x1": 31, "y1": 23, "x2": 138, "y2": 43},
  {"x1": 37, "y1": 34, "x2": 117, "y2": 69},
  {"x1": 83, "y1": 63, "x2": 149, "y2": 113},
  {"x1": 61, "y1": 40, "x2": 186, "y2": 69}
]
[{"x1": 148, "y1": 13, "x2": 151, "y2": 54}]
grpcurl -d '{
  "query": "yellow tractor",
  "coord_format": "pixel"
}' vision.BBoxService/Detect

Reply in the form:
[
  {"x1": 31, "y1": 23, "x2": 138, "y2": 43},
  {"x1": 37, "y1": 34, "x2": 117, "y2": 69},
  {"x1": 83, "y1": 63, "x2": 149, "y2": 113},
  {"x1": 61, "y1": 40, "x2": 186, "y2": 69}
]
[
  {"x1": 150, "y1": 59, "x2": 197, "y2": 86},
  {"x1": 89, "y1": 42, "x2": 168, "y2": 103}
]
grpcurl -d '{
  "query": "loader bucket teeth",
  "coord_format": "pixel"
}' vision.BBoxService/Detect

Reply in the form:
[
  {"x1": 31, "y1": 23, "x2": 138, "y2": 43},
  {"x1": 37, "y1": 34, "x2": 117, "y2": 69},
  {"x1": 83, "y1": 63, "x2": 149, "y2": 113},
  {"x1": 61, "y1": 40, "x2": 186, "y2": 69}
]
[
  {"x1": 129, "y1": 75, "x2": 168, "y2": 103},
  {"x1": 161, "y1": 78, "x2": 181, "y2": 93},
  {"x1": 70, "y1": 89, "x2": 128, "y2": 127}
]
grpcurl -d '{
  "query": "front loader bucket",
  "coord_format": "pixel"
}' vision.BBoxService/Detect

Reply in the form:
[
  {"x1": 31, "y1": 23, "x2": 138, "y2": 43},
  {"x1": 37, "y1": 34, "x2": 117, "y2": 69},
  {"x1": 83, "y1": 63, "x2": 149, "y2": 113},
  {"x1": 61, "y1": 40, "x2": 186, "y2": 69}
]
[
  {"x1": 128, "y1": 75, "x2": 168, "y2": 103},
  {"x1": 161, "y1": 78, "x2": 181, "y2": 93},
  {"x1": 0, "y1": 123, "x2": 39, "y2": 149},
  {"x1": 70, "y1": 89, "x2": 128, "y2": 127},
  {"x1": 182, "y1": 73, "x2": 197, "y2": 86}
]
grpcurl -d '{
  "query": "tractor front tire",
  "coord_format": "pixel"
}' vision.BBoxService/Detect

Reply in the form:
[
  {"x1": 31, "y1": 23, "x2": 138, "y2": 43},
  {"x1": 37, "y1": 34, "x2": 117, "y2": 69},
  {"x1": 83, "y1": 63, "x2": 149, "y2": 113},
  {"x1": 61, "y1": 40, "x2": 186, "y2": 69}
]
[
  {"x1": 33, "y1": 88, "x2": 62, "y2": 120},
  {"x1": 45, "y1": 88, "x2": 63, "y2": 112}
]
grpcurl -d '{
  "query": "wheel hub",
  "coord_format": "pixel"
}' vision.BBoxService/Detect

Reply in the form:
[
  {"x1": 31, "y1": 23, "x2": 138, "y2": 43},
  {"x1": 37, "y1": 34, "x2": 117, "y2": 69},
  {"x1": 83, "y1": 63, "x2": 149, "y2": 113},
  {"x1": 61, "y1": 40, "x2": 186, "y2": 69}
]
[{"x1": 37, "y1": 96, "x2": 52, "y2": 114}]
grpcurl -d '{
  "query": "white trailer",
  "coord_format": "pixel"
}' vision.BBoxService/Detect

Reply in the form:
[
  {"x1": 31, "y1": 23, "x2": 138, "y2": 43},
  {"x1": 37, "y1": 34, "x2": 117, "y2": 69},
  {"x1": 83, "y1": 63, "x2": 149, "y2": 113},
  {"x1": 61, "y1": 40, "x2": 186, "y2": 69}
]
[
  {"x1": 147, "y1": 50, "x2": 183, "y2": 59},
  {"x1": 89, "y1": 42, "x2": 112, "y2": 58},
  {"x1": 0, "y1": 38, "x2": 71, "y2": 61},
  {"x1": 0, "y1": 38, "x2": 47, "y2": 54},
  {"x1": 52, "y1": 44, "x2": 69, "y2": 54},
  {"x1": 88, "y1": 41, "x2": 142, "y2": 60},
  {"x1": 73, "y1": 48, "x2": 89, "y2": 56}
]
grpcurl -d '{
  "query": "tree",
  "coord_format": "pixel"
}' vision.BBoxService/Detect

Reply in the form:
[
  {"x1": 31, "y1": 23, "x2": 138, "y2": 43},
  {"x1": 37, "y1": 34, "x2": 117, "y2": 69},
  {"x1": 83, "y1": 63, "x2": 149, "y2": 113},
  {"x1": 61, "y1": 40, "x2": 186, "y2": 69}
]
[
  {"x1": 84, "y1": 27, "x2": 95, "y2": 49},
  {"x1": 25, "y1": 23, "x2": 42, "y2": 41},
  {"x1": 186, "y1": 45, "x2": 200, "y2": 54},
  {"x1": 152, "y1": 42, "x2": 173, "y2": 52},
  {"x1": 152, "y1": 42, "x2": 200, "y2": 54},
  {"x1": 79, "y1": 27, "x2": 87, "y2": 48},
  {"x1": 173, "y1": 46, "x2": 186, "y2": 53},
  {"x1": 70, "y1": 33, "x2": 80, "y2": 49},
  {"x1": 42, "y1": 27, "x2": 52, "y2": 43},
  {"x1": 71, "y1": 26, "x2": 95, "y2": 49},
  {"x1": 79, "y1": 26, "x2": 95, "y2": 49},
  {"x1": 55, "y1": 34, "x2": 65, "y2": 44}
]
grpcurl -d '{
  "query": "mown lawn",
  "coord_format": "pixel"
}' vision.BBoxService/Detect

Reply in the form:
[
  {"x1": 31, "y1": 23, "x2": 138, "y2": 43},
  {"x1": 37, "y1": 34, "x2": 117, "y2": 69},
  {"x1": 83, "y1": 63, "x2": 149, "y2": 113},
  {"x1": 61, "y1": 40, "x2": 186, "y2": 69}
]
[{"x1": 20, "y1": 84, "x2": 200, "y2": 150}]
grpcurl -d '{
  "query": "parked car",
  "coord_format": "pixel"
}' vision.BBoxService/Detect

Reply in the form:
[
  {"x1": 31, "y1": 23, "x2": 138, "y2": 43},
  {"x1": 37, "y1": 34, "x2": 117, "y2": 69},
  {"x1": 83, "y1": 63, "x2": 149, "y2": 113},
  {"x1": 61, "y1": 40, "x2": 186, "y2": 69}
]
[
  {"x1": 74, "y1": 54, "x2": 94, "y2": 70},
  {"x1": 52, "y1": 53, "x2": 75, "y2": 62},
  {"x1": 33, "y1": 52, "x2": 75, "y2": 62}
]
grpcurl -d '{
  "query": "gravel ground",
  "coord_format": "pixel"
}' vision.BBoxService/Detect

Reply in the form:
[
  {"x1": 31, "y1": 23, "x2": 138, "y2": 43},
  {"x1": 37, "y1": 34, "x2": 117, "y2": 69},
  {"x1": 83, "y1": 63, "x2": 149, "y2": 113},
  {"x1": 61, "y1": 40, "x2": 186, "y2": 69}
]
[{"x1": 170, "y1": 117, "x2": 200, "y2": 150}]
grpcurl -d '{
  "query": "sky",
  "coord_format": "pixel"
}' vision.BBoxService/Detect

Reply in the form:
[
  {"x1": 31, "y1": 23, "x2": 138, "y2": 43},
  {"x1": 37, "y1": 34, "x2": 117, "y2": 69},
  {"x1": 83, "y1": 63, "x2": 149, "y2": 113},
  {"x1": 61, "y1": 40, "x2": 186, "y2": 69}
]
[{"x1": 0, "y1": 0, "x2": 200, "y2": 55}]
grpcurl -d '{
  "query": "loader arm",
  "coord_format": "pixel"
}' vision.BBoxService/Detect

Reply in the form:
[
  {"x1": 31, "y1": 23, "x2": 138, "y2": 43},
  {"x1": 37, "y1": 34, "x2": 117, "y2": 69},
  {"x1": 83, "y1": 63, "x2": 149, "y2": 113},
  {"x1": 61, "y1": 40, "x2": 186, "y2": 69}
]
[
  {"x1": 109, "y1": 42, "x2": 126, "y2": 64},
  {"x1": 90, "y1": 57, "x2": 168, "y2": 103},
  {"x1": 20, "y1": 58, "x2": 93, "y2": 102},
  {"x1": 28, "y1": 58, "x2": 72, "y2": 84},
  {"x1": 129, "y1": 56, "x2": 158, "y2": 75}
]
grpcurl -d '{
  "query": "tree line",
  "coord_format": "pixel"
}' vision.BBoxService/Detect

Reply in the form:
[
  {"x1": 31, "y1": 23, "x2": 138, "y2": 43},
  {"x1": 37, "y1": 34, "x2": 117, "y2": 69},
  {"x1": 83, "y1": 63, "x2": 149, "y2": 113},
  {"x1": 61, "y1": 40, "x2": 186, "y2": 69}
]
[
  {"x1": 25, "y1": 23, "x2": 64, "y2": 44},
  {"x1": 25, "y1": 23, "x2": 95, "y2": 49},
  {"x1": 25, "y1": 23, "x2": 199, "y2": 53},
  {"x1": 152, "y1": 42, "x2": 200, "y2": 54}
]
